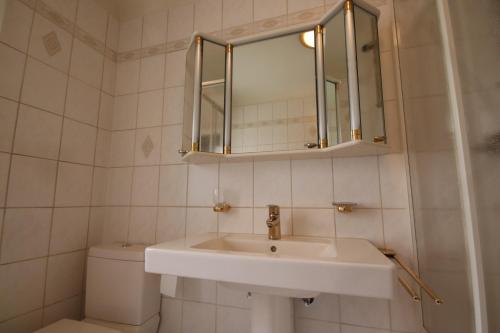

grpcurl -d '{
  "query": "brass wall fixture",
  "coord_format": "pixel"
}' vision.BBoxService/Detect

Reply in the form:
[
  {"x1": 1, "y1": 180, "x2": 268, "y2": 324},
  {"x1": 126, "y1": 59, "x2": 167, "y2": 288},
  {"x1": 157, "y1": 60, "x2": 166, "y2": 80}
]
[
  {"x1": 213, "y1": 203, "x2": 231, "y2": 213},
  {"x1": 332, "y1": 202, "x2": 357, "y2": 213},
  {"x1": 379, "y1": 248, "x2": 444, "y2": 304}
]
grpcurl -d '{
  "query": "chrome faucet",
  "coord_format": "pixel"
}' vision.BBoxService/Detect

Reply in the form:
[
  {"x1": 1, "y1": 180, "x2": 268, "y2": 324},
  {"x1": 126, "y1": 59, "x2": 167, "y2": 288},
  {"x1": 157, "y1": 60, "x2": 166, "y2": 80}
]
[{"x1": 266, "y1": 205, "x2": 281, "y2": 240}]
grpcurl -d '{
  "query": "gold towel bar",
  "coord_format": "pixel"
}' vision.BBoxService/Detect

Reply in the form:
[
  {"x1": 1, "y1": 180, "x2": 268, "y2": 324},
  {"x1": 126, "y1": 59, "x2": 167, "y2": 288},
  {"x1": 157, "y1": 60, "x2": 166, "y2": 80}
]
[
  {"x1": 379, "y1": 248, "x2": 444, "y2": 305},
  {"x1": 398, "y1": 277, "x2": 421, "y2": 302}
]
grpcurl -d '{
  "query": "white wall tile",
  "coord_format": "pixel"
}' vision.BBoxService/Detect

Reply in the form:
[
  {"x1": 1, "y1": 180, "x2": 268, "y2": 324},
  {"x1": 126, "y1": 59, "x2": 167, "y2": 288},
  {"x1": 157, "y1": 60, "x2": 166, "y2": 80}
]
[
  {"x1": 219, "y1": 207, "x2": 252, "y2": 233},
  {"x1": 0, "y1": 208, "x2": 52, "y2": 263},
  {"x1": 183, "y1": 278, "x2": 216, "y2": 303},
  {"x1": 295, "y1": 319, "x2": 340, "y2": 333},
  {"x1": 91, "y1": 167, "x2": 108, "y2": 205},
  {"x1": 49, "y1": 207, "x2": 89, "y2": 254},
  {"x1": 163, "y1": 86, "x2": 184, "y2": 125},
  {"x1": 187, "y1": 163, "x2": 218, "y2": 206},
  {"x1": 45, "y1": 251, "x2": 85, "y2": 305},
  {"x1": 128, "y1": 206, "x2": 157, "y2": 244},
  {"x1": 0, "y1": 43, "x2": 25, "y2": 101},
  {"x1": 106, "y1": 15, "x2": 119, "y2": 51},
  {"x1": 333, "y1": 156, "x2": 381, "y2": 208},
  {"x1": 0, "y1": 308, "x2": 42, "y2": 333},
  {"x1": 131, "y1": 166, "x2": 159, "y2": 206},
  {"x1": 102, "y1": 207, "x2": 129, "y2": 243},
  {"x1": 390, "y1": 272, "x2": 419, "y2": 333},
  {"x1": 340, "y1": 295, "x2": 390, "y2": 329},
  {"x1": 139, "y1": 55, "x2": 165, "y2": 92},
  {"x1": 159, "y1": 297, "x2": 182, "y2": 333},
  {"x1": 0, "y1": 97, "x2": 18, "y2": 152},
  {"x1": 77, "y1": 0, "x2": 107, "y2": 43},
  {"x1": 70, "y1": 39, "x2": 104, "y2": 89},
  {"x1": 138, "y1": 90, "x2": 164, "y2": 128},
  {"x1": 161, "y1": 125, "x2": 183, "y2": 165},
  {"x1": 95, "y1": 129, "x2": 111, "y2": 167},
  {"x1": 102, "y1": 57, "x2": 116, "y2": 95},
  {"x1": 216, "y1": 282, "x2": 250, "y2": 308},
  {"x1": 118, "y1": 17, "x2": 143, "y2": 52},
  {"x1": 220, "y1": 162, "x2": 253, "y2": 207},
  {"x1": 134, "y1": 127, "x2": 161, "y2": 166},
  {"x1": 186, "y1": 207, "x2": 217, "y2": 236},
  {"x1": 157, "y1": 207, "x2": 186, "y2": 242},
  {"x1": 106, "y1": 167, "x2": 133, "y2": 206},
  {"x1": 340, "y1": 325, "x2": 388, "y2": 333},
  {"x1": 28, "y1": 14, "x2": 71, "y2": 72},
  {"x1": 159, "y1": 164, "x2": 187, "y2": 206},
  {"x1": 294, "y1": 293, "x2": 340, "y2": 322},
  {"x1": 378, "y1": 154, "x2": 408, "y2": 208},
  {"x1": 292, "y1": 208, "x2": 335, "y2": 237},
  {"x1": 0, "y1": 258, "x2": 46, "y2": 321},
  {"x1": 217, "y1": 306, "x2": 250, "y2": 333},
  {"x1": 164, "y1": 51, "x2": 186, "y2": 88},
  {"x1": 88, "y1": 207, "x2": 105, "y2": 247},
  {"x1": 7, "y1": 155, "x2": 57, "y2": 207},
  {"x1": 109, "y1": 130, "x2": 135, "y2": 167},
  {"x1": 254, "y1": 0, "x2": 286, "y2": 21},
  {"x1": 54, "y1": 163, "x2": 93, "y2": 207},
  {"x1": 382, "y1": 208, "x2": 413, "y2": 261},
  {"x1": 99, "y1": 92, "x2": 114, "y2": 130},
  {"x1": 167, "y1": 3, "x2": 194, "y2": 41},
  {"x1": 21, "y1": 57, "x2": 67, "y2": 114},
  {"x1": 116, "y1": 60, "x2": 140, "y2": 95},
  {"x1": 65, "y1": 77, "x2": 100, "y2": 125},
  {"x1": 0, "y1": 0, "x2": 33, "y2": 52},
  {"x1": 182, "y1": 301, "x2": 216, "y2": 333},
  {"x1": 223, "y1": 0, "x2": 253, "y2": 29},
  {"x1": 287, "y1": 0, "x2": 324, "y2": 13},
  {"x1": 59, "y1": 119, "x2": 97, "y2": 165},
  {"x1": 113, "y1": 94, "x2": 138, "y2": 130},
  {"x1": 13, "y1": 105, "x2": 62, "y2": 159},
  {"x1": 254, "y1": 160, "x2": 291, "y2": 207},
  {"x1": 142, "y1": 10, "x2": 168, "y2": 47},
  {"x1": 292, "y1": 159, "x2": 333, "y2": 208},
  {"x1": 0, "y1": 153, "x2": 9, "y2": 205},
  {"x1": 335, "y1": 209, "x2": 384, "y2": 246},
  {"x1": 43, "y1": 295, "x2": 81, "y2": 326},
  {"x1": 194, "y1": 0, "x2": 222, "y2": 33}
]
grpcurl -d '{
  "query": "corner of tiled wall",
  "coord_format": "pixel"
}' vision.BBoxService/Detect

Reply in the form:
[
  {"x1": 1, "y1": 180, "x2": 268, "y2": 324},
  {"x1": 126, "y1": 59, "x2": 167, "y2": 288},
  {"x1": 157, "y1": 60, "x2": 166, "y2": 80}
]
[{"x1": 0, "y1": 0, "x2": 119, "y2": 330}]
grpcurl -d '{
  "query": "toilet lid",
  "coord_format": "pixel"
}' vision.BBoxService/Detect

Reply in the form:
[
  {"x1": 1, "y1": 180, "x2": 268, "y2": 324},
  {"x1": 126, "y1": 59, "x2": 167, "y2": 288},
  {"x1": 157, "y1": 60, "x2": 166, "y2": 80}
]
[{"x1": 34, "y1": 319, "x2": 121, "y2": 333}]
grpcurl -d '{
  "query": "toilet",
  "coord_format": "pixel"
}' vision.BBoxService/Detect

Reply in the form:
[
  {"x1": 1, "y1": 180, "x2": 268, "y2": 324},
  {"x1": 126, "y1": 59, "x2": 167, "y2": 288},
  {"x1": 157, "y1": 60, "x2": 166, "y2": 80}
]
[{"x1": 35, "y1": 243, "x2": 161, "y2": 333}]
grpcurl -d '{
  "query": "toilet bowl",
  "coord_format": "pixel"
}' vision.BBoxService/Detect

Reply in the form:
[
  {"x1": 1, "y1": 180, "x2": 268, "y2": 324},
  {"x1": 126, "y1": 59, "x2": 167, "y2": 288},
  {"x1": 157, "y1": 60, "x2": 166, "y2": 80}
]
[{"x1": 34, "y1": 244, "x2": 161, "y2": 333}]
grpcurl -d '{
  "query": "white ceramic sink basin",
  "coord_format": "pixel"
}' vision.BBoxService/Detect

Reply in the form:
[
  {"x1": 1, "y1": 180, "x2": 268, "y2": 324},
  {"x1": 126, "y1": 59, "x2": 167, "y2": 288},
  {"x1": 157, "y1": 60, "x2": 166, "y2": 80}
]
[{"x1": 145, "y1": 233, "x2": 395, "y2": 299}]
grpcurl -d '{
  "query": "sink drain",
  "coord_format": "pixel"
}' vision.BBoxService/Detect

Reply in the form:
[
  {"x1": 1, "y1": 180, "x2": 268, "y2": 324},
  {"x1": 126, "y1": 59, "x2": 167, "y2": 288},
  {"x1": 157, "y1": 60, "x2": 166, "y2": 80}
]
[{"x1": 270, "y1": 245, "x2": 277, "y2": 253}]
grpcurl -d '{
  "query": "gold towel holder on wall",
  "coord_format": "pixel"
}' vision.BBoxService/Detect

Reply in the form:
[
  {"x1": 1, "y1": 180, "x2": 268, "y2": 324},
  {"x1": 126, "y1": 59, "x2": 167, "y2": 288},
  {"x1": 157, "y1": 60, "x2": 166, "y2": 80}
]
[{"x1": 379, "y1": 248, "x2": 444, "y2": 305}]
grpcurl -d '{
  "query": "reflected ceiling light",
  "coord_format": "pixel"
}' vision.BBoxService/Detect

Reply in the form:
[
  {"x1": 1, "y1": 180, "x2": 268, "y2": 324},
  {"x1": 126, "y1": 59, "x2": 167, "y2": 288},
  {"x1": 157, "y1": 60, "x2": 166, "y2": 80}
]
[{"x1": 299, "y1": 30, "x2": 315, "y2": 49}]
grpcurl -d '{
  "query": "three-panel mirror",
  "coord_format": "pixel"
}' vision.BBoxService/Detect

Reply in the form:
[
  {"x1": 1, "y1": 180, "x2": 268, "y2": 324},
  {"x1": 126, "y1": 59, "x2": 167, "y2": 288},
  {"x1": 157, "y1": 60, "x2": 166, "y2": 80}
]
[{"x1": 183, "y1": 0, "x2": 385, "y2": 156}]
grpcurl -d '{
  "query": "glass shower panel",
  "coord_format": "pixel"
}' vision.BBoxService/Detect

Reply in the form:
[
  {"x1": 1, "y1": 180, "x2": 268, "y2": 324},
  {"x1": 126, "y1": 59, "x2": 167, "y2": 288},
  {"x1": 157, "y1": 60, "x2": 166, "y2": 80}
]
[{"x1": 183, "y1": 42, "x2": 196, "y2": 153}]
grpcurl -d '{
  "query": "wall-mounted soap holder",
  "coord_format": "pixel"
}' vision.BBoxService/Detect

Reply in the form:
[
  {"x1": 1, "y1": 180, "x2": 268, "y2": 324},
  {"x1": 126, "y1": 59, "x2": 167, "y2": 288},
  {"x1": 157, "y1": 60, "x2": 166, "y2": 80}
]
[
  {"x1": 332, "y1": 202, "x2": 357, "y2": 213},
  {"x1": 213, "y1": 203, "x2": 231, "y2": 213},
  {"x1": 213, "y1": 188, "x2": 230, "y2": 213}
]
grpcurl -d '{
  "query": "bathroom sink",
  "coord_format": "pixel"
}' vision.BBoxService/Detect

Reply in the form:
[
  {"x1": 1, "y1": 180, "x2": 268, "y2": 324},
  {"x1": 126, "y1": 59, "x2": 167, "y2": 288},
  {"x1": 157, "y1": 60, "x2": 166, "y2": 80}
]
[{"x1": 145, "y1": 233, "x2": 395, "y2": 299}]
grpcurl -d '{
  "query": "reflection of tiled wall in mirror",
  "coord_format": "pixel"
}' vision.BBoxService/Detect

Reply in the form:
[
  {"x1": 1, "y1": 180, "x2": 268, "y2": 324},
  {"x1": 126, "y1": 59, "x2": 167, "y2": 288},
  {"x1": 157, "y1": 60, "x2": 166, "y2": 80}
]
[{"x1": 232, "y1": 97, "x2": 317, "y2": 153}]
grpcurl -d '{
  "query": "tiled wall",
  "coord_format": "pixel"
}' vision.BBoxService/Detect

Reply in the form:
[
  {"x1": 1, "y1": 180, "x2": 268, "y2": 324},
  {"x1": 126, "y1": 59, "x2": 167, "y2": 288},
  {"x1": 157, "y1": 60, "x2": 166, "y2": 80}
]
[
  {"x1": 0, "y1": 0, "x2": 118, "y2": 331},
  {"x1": 106, "y1": 1, "x2": 421, "y2": 333},
  {"x1": 0, "y1": 0, "x2": 423, "y2": 332}
]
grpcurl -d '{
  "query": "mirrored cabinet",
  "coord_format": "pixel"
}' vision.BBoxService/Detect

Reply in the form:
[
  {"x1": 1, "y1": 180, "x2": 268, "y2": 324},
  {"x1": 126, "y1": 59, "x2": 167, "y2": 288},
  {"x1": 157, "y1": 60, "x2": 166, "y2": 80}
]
[{"x1": 182, "y1": 0, "x2": 389, "y2": 162}]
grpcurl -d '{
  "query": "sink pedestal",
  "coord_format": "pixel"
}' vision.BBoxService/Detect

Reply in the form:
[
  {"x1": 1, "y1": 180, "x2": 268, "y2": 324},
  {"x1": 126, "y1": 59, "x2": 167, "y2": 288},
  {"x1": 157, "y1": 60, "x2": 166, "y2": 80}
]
[{"x1": 250, "y1": 294, "x2": 294, "y2": 333}]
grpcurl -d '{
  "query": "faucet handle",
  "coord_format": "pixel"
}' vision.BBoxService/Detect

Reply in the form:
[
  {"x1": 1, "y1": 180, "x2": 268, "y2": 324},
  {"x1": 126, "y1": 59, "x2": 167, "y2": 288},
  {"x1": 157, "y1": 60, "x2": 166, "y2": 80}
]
[{"x1": 267, "y1": 204, "x2": 280, "y2": 215}]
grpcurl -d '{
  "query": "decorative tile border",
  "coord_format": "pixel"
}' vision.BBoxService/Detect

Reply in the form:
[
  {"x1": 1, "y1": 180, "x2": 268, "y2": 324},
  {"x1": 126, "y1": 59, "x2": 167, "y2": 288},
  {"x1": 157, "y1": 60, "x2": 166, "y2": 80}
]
[
  {"x1": 116, "y1": 5, "x2": 329, "y2": 64},
  {"x1": 22, "y1": 0, "x2": 118, "y2": 61}
]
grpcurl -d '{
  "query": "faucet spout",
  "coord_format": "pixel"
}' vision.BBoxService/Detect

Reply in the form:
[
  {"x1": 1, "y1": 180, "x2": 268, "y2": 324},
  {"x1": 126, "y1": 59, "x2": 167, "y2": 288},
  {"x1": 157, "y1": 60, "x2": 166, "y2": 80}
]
[{"x1": 266, "y1": 205, "x2": 281, "y2": 240}]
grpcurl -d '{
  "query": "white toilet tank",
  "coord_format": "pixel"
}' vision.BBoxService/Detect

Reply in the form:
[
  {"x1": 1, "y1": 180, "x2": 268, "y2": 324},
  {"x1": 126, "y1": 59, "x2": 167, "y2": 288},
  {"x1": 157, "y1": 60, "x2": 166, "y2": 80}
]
[{"x1": 85, "y1": 244, "x2": 161, "y2": 326}]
